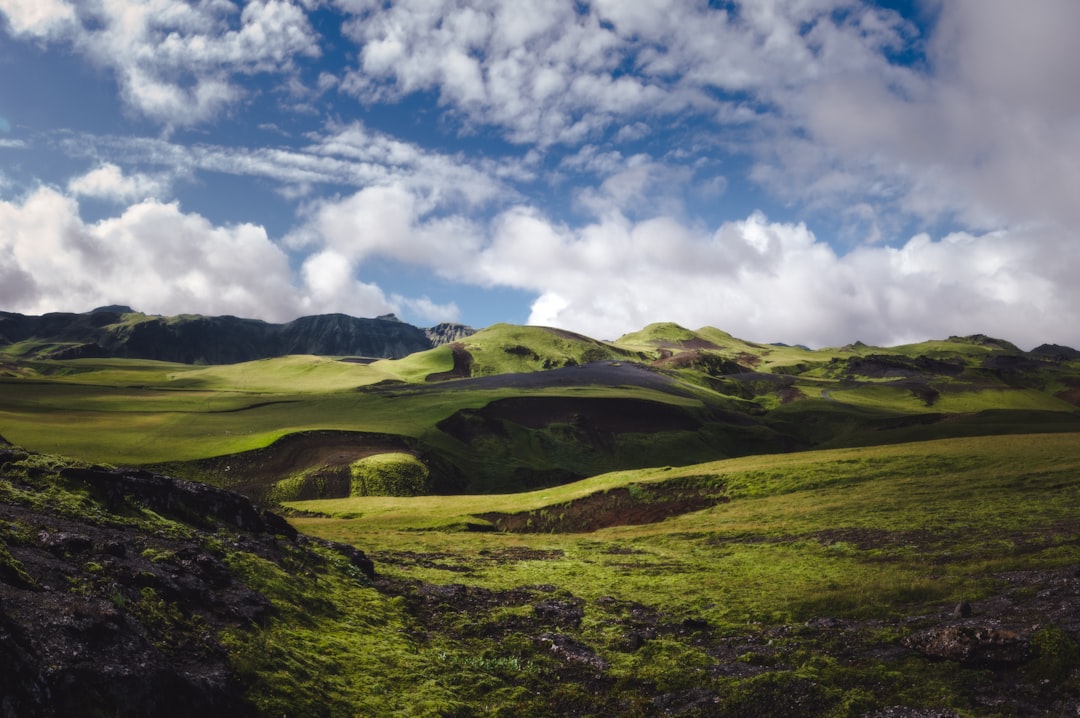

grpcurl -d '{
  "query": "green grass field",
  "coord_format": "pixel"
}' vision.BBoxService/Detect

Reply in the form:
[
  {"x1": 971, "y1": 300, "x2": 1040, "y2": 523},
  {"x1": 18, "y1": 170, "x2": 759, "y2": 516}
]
[
  {"x1": 3, "y1": 318, "x2": 1080, "y2": 715},
  {"x1": 264, "y1": 432, "x2": 1080, "y2": 715},
  {"x1": 288, "y1": 431, "x2": 1080, "y2": 623}
]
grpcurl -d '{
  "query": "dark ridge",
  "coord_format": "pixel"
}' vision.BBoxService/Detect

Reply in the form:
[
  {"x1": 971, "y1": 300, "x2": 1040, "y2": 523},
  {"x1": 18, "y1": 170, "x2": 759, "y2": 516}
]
[
  {"x1": 426, "y1": 322, "x2": 476, "y2": 346},
  {"x1": 0, "y1": 309, "x2": 476, "y2": 364},
  {"x1": 90, "y1": 304, "x2": 135, "y2": 314},
  {"x1": 1031, "y1": 343, "x2": 1080, "y2": 361},
  {"x1": 947, "y1": 334, "x2": 1022, "y2": 352}
]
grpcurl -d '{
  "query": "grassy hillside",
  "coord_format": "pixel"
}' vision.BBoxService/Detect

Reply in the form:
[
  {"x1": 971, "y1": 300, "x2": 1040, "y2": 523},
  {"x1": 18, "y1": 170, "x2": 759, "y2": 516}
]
[
  {"x1": 458, "y1": 323, "x2": 640, "y2": 375},
  {"x1": 10, "y1": 433, "x2": 1078, "y2": 715},
  {"x1": 3, "y1": 308, "x2": 1080, "y2": 716},
  {"x1": 2, "y1": 323, "x2": 1080, "y2": 500},
  {"x1": 274, "y1": 432, "x2": 1080, "y2": 716}
]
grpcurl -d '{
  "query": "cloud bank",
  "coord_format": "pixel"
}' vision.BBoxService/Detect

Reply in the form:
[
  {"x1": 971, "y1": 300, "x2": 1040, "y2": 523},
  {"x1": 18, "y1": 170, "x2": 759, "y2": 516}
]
[
  {"x1": 3, "y1": 183, "x2": 1076, "y2": 349},
  {"x1": 2, "y1": 1, "x2": 1080, "y2": 349}
]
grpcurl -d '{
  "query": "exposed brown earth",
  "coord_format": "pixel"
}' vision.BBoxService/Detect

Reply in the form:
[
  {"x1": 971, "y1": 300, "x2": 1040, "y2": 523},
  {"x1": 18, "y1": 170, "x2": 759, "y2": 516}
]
[
  {"x1": 424, "y1": 342, "x2": 473, "y2": 381},
  {"x1": 1055, "y1": 378, "x2": 1080, "y2": 406},
  {"x1": 476, "y1": 483, "x2": 727, "y2": 533}
]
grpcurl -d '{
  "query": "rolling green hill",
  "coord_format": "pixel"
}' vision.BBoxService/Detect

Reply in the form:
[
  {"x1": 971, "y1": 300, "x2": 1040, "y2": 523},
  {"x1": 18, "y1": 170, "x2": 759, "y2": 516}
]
[
  {"x1": 5, "y1": 431, "x2": 1078, "y2": 716},
  {"x1": 2, "y1": 310, "x2": 1080, "y2": 715},
  {"x1": 0, "y1": 319, "x2": 1078, "y2": 501}
]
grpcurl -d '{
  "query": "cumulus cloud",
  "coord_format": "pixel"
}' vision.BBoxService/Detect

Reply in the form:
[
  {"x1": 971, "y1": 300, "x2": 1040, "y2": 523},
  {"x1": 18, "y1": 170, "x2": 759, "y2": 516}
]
[
  {"x1": 334, "y1": 0, "x2": 911, "y2": 147},
  {"x1": 6, "y1": 0, "x2": 1080, "y2": 352},
  {"x1": 0, "y1": 0, "x2": 320, "y2": 126},
  {"x1": 0, "y1": 0, "x2": 75, "y2": 38},
  {"x1": 457, "y1": 209, "x2": 1080, "y2": 349},
  {"x1": 0, "y1": 187, "x2": 402, "y2": 321},
  {"x1": 281, "y1": 163, "x2": 1080, "y2": 347},
  {"x1": 751, "y1": 0, "x2": 1080, "y2": 236},
  {"x1": 337, "y1": 0, "x2": 713, "y2": 145}
]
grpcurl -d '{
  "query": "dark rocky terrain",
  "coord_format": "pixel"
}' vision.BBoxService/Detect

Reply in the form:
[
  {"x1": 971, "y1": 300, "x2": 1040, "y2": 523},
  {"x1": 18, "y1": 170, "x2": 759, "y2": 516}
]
[
  {"x1": 0, "y1": 307, "x2": 474, "y2": 363},
  {"x1": 0, "y1": 437, "x2": 373, "y2": 717}
]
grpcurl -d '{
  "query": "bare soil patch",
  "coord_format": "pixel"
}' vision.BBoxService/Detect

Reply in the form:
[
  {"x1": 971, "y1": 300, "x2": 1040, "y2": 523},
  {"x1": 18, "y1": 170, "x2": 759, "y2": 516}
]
[
  {"x1": 425, "y1": 342, "x2": 473, "y2": 382},
  {"x1": 476, "y1": 484, "x2": 727, "y2": 533},
  {"x1": 1055, "y1": 378, "x2": 1080, "y2": 407}
]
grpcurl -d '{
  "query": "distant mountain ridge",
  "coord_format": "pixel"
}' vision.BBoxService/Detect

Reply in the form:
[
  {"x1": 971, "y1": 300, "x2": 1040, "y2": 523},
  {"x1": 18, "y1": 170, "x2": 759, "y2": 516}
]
[{"x1": 0, "y1": 307, "x2": 476, "y2": 364}]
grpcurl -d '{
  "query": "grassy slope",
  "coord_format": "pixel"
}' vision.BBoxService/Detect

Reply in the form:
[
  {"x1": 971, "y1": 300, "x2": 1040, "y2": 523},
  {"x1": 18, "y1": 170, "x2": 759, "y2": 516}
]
[
  {"x1": 2, "y1": 324, "x2": 1079, "y2": 494},
  {"x1": 0, "y1": 364, "x2": 709, "y2": 466},
  {"x1": 460, "y1": 323, "x2": 639, "y2": 375},
  {"x1": 279, "y1": 432, "x2": 1080, "y2": 715},
  {"x1": 291, "y1": 431, "x2": 1080, "y2": 616}
]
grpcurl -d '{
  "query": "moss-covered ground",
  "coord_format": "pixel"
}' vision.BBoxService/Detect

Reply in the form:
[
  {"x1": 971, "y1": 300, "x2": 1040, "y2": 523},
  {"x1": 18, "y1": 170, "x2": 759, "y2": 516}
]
[{"x1": 264, "y1": 432, "x2": 1080, "y2": 716}]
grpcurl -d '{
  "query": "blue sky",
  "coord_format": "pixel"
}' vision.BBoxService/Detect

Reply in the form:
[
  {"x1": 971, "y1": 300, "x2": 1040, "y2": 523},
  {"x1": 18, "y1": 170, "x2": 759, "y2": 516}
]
[{"x1": 1, "y1": 0, "x2": 1079, "y2": 349}]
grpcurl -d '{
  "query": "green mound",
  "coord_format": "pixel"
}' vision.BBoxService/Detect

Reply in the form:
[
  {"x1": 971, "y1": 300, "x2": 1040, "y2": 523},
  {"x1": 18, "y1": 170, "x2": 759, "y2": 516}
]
[
  {"x1": 349, "y1": 452, "x2": 431, "y2": 496},
  {"x1": 460, "y1": 323, "x2": 636, "y2": 375}
]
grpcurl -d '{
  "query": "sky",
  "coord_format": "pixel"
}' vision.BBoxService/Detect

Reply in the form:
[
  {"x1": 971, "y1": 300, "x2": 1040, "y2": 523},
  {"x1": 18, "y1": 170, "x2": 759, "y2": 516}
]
[{"x1": 1, "y1": 0, "x2": 1078, "y2": 349}]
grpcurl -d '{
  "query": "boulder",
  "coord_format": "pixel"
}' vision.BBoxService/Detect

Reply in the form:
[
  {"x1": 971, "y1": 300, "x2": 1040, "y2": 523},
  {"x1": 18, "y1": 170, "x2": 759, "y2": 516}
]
[{"x1": 902, "y1": 624, "x2": 1030, "y2": 666}]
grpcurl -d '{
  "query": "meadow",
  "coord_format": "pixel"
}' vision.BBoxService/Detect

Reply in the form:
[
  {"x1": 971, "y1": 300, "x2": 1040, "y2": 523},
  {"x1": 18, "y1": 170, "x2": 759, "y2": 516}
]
[
  {"x1": 242, "y1": 432, "x2": 1080, "y2": 716},
  {"x1": 2, "y1": 319, "x2": 1080, "y2": 714}
]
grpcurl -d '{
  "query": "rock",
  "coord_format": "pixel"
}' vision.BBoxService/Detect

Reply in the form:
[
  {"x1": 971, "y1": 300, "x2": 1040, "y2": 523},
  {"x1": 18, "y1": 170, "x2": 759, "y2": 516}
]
[
  {"x1": 533, "y1": 598, "x2": 585, "y2": 628},
  {"x1": 861, "y1": 709, "x2": 960, "y2": 718},
  {"x1": 0, "y1": 447, "x2": 385, "y2": 718},
  {"x1": 0, "y1": 308, "x2": 447, "y2": 364},
  {"x1": 62, "y1": 467, "x2": 269, "y2": 533},
  {"x1": 39, "y1": 531, "x2": 93, "y2": 554},
  {"x1": 537, "y1": 633, "x2": 609, "y2": 671},
  {"x1": 652, "y1": 688, "x2": 719, "y2": 715},
  {"x1": 425, "y1": 322, "x2": 476, "y2": 346},
  {"x1": 902, "y1": 624, "x2": 1030, "y2": 666},
  {"x1": 260, "y1": 510, "x2": 299, "y2": 540},
  {"x1": 951, "y1": 601, "x2": 972, "y2": 618}
]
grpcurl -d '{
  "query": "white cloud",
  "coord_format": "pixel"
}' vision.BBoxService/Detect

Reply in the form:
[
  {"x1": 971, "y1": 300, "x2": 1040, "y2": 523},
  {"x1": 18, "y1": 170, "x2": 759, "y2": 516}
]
[
  {"x1": 7, "y1": 0, "x2": 1080, "y2": 353},
  {"x1": 0, "y1": 0, "x2": 320, "y2": 127},
  {"x1": 0, "y1": 186, "x2": 409, "y2": 321},
  {"x1": 58, "y1": 122, "x2": 516, "y2": 213},
  {"x1": 297, "y1": 248, "x2": 393, "y2": 316},
  {"x1": 5, "y1": 180, "x2": 1080, "y2": 350},
  {"x1": 446, "y1": 208, "x2": 1080, "y2": 349},
  {"x1": 0, "y1": 0, "x2": 75, "y2": 38},
  {"x1": 749, "y1": 0, "x2": 1080, "y2": 236},
  {"x1": 338, "y1": 0, "x2": 694, "y2": 145},
  {"x1": 334, "y1": 0, "x2": 902, "y2": 147},
  {"x1": 67, "y1": 163, "x2": 168, "y2": 202},
  {"x1": 393, "y1": 295, "x2": 461, "y2": 325}
]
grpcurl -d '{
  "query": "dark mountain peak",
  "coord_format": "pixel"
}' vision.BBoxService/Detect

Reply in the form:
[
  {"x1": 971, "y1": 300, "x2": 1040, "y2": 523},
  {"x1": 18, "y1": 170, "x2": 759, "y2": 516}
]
[
  {"x1": 376, "y1": 313, "x2": 402, "y2": 322},
  {"x1": 426, "y1": 322, "x2": 477, "y2": 346},
  {"x1": 90, "y1": 304, "x2": 135, "y2": 314},
  {"x1": 947, "y1": 334, "x2": 1021, "y2": 352},
  {"x1": 1030, "y1": 343, "x2": 1080, "y2": 361},
  {"x1": 0, "y1": 309, "x2": 439, "y2": 364},
  {"x1": 278, "y1": 314, "x2": 429, "y2": 358}
]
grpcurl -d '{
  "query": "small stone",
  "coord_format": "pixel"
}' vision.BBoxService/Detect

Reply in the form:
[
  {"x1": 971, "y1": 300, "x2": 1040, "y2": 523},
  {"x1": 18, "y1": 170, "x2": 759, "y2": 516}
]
[{"x1": 952, "y1": 601, "x2": 972, "y2": 618}]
